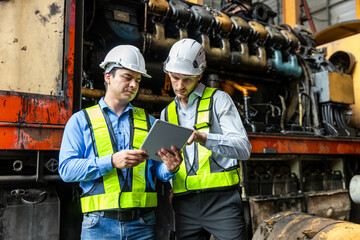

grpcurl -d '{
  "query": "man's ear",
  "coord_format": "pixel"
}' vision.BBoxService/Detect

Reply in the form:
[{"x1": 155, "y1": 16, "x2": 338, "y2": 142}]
[
  {"x1": 104, "y1": 73, "x2": 111, "y2": 85},
  {"x1": 198, "y1": 73, "x2": 203, "y2": 81}
]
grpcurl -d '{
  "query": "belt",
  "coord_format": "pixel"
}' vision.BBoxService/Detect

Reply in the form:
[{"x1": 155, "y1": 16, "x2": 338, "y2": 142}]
[
  {"x1": 174, "y1": 185, "x2": 240, "y2": 198},
  {"x1": 101, "y1": 208, "x2": 154, "y2": 222}
]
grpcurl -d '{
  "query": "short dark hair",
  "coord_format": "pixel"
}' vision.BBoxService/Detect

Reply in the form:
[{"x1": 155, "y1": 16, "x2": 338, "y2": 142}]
[{"x1": 104, "y1": 67, "x2": 121, "y2": 91}]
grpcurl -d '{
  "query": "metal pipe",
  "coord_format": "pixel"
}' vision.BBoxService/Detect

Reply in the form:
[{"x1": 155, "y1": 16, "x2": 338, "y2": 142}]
[
  {"x1": 134, "y1": 93, "x2": 174, "y2": 104},
  {"x1": 142, "y1": 2, "x2": 148, "y2": 53},
  {"x1": 36, "y1": 150, "x2": 43, "y2": 182},
  {"x1": 81, "y1": 88, "x2": 174, "y2": 104},
  {"x1": 244, "y1": 96, "x2": 250, "y2": 120},
  {"x1": 298, "y1": 92, "x2": 303, "y2": 126},
  {"x1": 0, "y1": 175, "x2": 61, "y2": 183},
  {"x1": 301, "y1": 0, "x2": 316, "y2": 33}
]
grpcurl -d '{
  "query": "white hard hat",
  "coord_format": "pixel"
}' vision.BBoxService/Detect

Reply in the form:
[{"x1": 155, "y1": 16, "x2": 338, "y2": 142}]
[
  {"x1": 99, "y1": 45, "x2": 151, "y2": 78},
  {"x1": 163, "y1": 38, "x2": 206, "y2": 76}
]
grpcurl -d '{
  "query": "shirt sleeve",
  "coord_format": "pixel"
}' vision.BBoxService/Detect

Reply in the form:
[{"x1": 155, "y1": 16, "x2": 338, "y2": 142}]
[
  {"x1": 58, "y1": 112, "x2": 114, "y2": 183},
  {"x1": 160, "y1": 108, "x2": 166, "y2": 121},
  {"x1": 204, "y1": 91, "x2": 252, "y2": 160},
  {"x1": 150, "y1": 160, "x2": 175, "y2": 182}
]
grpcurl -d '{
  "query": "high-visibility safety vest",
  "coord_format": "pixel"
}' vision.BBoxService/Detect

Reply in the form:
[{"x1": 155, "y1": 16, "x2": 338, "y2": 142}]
[
  {"x1": 166, "y1": 87, "x2": 240, "y2": 194},
  {"x1": 80, "y1": 105, "x2": 157, "y2": 213}
]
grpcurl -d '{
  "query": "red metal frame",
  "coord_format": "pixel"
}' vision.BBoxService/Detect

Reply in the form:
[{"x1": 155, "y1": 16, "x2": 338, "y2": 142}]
[
  {"x1": 0, "y1": 0, "x2": 75, "y2": 151},
  {"x1": 249, "y1": 134, "x2": 360, "y2": 155}
]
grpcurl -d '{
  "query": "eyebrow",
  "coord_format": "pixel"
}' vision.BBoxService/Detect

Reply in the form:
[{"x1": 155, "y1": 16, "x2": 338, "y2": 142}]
[
  {"x1": 183, "y1": 77, "x2": 196, "y2": 81},
  {"x1": 123, "y1": 73, "x2": 141, "y2": 80},
  {"x1": 122, "y1": 73, "x2": 133, "y2": 78}
]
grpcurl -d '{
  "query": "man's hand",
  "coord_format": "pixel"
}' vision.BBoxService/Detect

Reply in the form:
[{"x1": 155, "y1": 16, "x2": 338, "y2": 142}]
[
  {"x1": 112, "y1": 149, "x2": 148, "y2": 169},
  {"x1": 187, "y1": 130, "x2": 207, "y2": 145},
  {"x1": 158, "y1": 146, "x2": 183, "y2": 173}
]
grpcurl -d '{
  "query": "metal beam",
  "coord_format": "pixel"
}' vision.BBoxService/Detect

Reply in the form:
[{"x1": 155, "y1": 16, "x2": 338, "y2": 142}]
[
  {"x1": 357, "y1": 0, "x2": 360, "y2": 19},
  {"x1": 282, "y1": 0, "x2": 300, "y2": 28}
]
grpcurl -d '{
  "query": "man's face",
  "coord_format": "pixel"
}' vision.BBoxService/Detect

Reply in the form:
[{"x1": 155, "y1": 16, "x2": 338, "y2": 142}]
[
  {"x1": 168, "y1": 72, "x2": 201, "y2": 100},
  {"x1": 105, "y1": 68, "x2": 141, "y2": 102}
]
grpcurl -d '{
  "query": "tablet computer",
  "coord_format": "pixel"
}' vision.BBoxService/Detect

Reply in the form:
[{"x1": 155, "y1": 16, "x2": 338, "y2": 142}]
[{"x1": 140, "y1": 119, "x2": 193, "y2": 161}]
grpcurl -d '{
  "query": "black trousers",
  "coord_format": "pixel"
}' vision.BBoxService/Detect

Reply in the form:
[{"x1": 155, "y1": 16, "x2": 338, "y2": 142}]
[{"x1": 172, "y1": 187, "x2": 247, "y2": 240}]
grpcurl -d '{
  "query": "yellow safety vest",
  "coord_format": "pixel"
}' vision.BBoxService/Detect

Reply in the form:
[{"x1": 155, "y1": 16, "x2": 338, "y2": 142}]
[
  {"x1": 166, "y1": 87, "x2": 240, "y2": 194},
  {"x1": 80, "y1": 105, "x2": 157, "y2": 212}
]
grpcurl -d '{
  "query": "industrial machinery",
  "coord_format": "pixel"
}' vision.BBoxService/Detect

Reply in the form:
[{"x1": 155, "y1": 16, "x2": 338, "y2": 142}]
[
  {"x1": 0, "y1": 0, "x2": 360, "y2": 239},
  {"x1": 252, "y1": 211, "x2": 360, "y2": 239}
]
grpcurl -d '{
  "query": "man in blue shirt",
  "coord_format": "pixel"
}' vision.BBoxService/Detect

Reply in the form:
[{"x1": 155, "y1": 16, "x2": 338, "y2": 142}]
[{"x1": 59, "y1": 45, "x2": 182, "y2": 240}]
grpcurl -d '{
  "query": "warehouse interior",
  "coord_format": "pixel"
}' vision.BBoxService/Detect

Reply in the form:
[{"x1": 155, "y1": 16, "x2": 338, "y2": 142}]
[{"x1": 1, "y1": 0, "x2": 360, "y2": 239}]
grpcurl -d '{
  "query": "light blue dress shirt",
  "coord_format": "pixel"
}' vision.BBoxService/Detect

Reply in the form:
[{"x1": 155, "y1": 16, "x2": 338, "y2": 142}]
[
  {"x1": 161, "y1": 83, "x2": 251, "y2": 173},
  {"x1": 59, "y1": 98, "x2": 174, "y2": 194}
]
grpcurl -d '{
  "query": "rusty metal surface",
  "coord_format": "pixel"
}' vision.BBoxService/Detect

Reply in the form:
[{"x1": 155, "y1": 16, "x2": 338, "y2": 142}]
[
  {"x1": 252, "y1": 211, "x2": 360, "y2": 240},
  {"x1": 249, "y1": 196, "x2": 303, "y2": 233},
  {"x1": 0, "y1": 93, "x2": 71, "y2": 125},
  {"x1": 305, "y1": 190, "x2": 350, "y2": 221},
  {"x1": 0, "y1": 0, "x2": 75, "y2": 151},
  {"x1": 249, "y1": 134, "x2": 360, "y2": 154},
  {"x1": 0, "y1": 0, "x2": 65, "y2": 95},
  {"x1": 0, "y1": 126, "x2": 64, "y2": 150}
]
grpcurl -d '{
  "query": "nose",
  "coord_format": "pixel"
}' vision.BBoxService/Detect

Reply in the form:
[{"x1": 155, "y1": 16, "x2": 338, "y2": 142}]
[
  {"x1": 177, "y1": 80, "x2": 185, "y2": 89},
  {"x1": 129, "y1": 78, "x2": 138, "y2": 88}
]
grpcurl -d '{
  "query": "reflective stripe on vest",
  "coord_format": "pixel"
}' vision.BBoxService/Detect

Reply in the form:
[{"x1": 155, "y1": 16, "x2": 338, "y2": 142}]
[
  {"x1": 167, "y1": 88, "x2": 240, "y2": 194},
  {"x1": 81, "y1": 105, "x2": 157, "y2": 212}
]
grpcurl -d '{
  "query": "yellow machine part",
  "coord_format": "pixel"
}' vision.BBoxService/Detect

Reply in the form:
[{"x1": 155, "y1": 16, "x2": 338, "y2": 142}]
[
  {"x1": 252, "y1": 211, "x2": 360, "y2": 240},
  {"x1": 316, "y1": 21, "x2": 360, "y2": 128}
]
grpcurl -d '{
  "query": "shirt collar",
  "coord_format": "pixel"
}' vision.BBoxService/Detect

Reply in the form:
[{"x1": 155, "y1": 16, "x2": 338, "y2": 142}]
[{"x1": 98, "y1": 97, "x2": 135, "y2": 115}]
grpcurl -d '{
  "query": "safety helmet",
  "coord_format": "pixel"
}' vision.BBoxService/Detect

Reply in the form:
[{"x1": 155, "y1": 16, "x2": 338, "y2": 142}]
[
  {"x1": 99, "y1": 45, "x2": 151, "y2": 78},
  {"x1": 163, "y1": 38, "x2": 206, "y2": 76}
]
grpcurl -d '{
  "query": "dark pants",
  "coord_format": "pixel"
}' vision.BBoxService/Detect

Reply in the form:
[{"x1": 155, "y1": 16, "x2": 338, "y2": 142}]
[{"x1": 172, "y1": 188, "x2": 247, "y2": 240}]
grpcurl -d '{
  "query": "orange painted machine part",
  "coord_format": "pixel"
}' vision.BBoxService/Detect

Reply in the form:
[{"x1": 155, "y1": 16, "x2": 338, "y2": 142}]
[
  {"x1": 249, "y1": 135, "x2": 360, "y2": 154},
  {"x1": 0, "y1": 125, "x2": 64, "y2": 150},
  {"x1": 0, "y1": 95, "x2": 72, "y2": 125},
  {"x1": 0, "y1": 0, "x2": 75, "y2": 151}
]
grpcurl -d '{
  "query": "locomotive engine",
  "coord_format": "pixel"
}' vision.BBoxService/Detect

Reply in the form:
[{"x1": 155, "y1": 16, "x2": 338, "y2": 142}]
[{"x1": 82, "y1": 0, "x2": 357, "y2": 138}]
